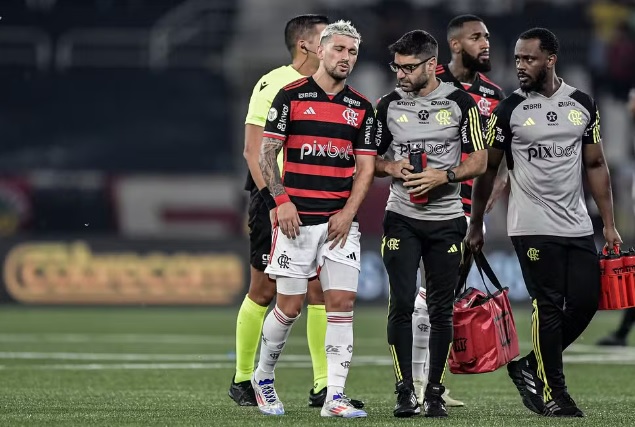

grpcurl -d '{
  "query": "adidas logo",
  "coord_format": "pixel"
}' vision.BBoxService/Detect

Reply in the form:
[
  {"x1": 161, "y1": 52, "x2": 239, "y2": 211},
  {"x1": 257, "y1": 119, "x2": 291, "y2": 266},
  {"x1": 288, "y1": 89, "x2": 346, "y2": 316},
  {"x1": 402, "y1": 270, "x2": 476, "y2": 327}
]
[
  {"x1": 346, "y1": 253, "x2": 357, "y2": 261},
  {"x1": 396, "y1": 114, "x2": 408, "y2": 123},
  {"x1": 523, "y1": 117, "x2": 536, "y2": 126},
  {"x1": 447, "y1": 244, "x2": 458, "y2": 253},
  {"x1": 303, "y1": 107, "x2": 316, "y2": 115}
]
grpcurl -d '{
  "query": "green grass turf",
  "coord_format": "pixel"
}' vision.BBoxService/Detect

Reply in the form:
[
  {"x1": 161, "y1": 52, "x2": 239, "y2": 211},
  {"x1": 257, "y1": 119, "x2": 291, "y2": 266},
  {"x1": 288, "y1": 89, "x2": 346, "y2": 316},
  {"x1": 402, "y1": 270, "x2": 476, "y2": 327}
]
[{"x1": 0, "y1": 306, "x2": 634, "y2": 426}]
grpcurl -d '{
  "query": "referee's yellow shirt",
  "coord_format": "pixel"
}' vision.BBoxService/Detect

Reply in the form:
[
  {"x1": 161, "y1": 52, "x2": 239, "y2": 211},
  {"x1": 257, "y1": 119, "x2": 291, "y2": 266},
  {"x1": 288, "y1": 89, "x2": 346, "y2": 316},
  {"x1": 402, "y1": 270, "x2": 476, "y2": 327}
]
[{"x1": 245, "y1": 65, "x2": 303, "y2": 173}]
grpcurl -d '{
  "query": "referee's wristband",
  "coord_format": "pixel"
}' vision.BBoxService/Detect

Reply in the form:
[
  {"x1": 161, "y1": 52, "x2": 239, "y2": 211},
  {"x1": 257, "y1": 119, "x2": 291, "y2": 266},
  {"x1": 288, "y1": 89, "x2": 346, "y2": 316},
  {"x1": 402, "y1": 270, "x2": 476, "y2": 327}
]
[{"x1": 258, "y1": 188, "x2": 277, "y2": 211}]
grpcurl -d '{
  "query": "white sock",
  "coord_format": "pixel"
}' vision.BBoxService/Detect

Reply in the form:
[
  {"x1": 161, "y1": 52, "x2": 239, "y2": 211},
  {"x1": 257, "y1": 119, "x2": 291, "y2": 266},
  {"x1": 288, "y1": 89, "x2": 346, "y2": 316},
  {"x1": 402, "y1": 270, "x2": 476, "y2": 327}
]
[
  {"x1": 325, "y1": 311, "x2": 354, "y2": 401},
  {"x1": 254, "y1": 305, "x2": 298, "y2": 383},
  {"x1": 412, "y1": 288, "x2": 430, "y2": 386}
]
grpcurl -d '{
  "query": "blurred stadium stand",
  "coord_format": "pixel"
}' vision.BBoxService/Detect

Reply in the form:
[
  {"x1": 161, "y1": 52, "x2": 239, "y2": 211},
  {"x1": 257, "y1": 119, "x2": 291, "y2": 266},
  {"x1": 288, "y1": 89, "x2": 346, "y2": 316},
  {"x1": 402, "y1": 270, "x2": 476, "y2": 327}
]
[{"x1": 0, "y1": 0, "x2": 632, "y2": 304}]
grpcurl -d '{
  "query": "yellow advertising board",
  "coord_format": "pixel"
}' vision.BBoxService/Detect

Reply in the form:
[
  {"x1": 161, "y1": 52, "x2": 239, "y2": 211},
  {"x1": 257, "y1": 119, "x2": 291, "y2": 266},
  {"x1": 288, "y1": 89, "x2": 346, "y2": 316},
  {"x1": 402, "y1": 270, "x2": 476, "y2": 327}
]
[{"x1": 3, "y1": 240, "x2": 244, "y2": 305}]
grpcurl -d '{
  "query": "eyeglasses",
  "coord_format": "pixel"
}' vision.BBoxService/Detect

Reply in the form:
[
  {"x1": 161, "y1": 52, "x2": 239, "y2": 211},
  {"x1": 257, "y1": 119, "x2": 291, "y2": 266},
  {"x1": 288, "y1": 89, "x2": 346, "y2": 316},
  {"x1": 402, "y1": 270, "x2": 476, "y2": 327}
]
[{"x1": 389, "y1": 56, "x2": 435, "y2": 74}]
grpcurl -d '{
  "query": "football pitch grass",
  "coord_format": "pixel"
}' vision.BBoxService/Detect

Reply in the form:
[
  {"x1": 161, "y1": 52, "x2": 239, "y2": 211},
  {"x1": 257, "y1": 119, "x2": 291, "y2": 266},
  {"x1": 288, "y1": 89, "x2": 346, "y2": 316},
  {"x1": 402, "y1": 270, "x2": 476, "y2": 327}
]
[{"x1": 1, "y1": 306, "x2": 635, "y2": 426}]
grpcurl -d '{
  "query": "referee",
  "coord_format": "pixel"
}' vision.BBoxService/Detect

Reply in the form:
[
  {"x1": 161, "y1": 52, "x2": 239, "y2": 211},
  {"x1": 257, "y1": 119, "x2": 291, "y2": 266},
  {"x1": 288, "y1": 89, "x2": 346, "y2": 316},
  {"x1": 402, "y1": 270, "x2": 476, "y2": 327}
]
[
  {"x1": 374, "y1": 30, "x2": 487, "y2": 418},
  {"x1": 466, "y1": 28, "x2": 622, "y2": 417}
]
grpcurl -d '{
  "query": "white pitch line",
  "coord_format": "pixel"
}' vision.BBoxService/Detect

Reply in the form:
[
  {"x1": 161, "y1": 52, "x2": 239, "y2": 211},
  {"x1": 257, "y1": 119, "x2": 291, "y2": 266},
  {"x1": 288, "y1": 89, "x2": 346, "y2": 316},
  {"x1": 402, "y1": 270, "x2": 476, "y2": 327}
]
[
  {"x1": 0, "y1": 333, "x2": 389, "y2": 347},
  {"x1": 0, "y1": 333, "x2": 219, "y2": 345},
  {"x1": 1, "y1": 350, "x2": 634, "y2": 371},
  {"x1": 4, "y1": 352, "x2": 635, "y2": 371},
  {"x1": 0, "y1": 351, "x2": 394, "y2": 364},
  {"x1": 0, "y1": 352, "x2": 233, "y2": 362}
]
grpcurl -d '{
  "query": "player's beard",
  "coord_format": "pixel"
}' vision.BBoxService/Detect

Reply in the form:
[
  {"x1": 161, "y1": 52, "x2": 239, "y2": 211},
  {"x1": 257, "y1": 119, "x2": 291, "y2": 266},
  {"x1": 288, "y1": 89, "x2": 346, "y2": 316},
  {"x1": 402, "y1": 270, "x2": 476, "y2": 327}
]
[
  {"x1": 398, "y1": 71, "x2": 430, "y2": 93},
  {"x1": 461, "y1": 49, "x2": 491, "y2": 73},
  {"x1": 519, "y1": 65, "x2": 547, "y2": 92},
  {"x1": 326, "y1": 61, "x2": 351, "y2": 82}
]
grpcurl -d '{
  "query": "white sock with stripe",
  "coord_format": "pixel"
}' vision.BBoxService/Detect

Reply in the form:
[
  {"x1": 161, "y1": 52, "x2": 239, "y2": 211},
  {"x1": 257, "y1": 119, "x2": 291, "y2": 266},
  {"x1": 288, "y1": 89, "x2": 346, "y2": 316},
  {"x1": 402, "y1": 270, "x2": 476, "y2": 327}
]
[
  {"x1": 325, "y1": 311, "x2": 354, "y2": 402},
  {"x1": 412, "y1": 288, "x2": 430, "y2": 386},
  {"x1": 254, "y1": 305, "x2": 298, "y2": 383}
]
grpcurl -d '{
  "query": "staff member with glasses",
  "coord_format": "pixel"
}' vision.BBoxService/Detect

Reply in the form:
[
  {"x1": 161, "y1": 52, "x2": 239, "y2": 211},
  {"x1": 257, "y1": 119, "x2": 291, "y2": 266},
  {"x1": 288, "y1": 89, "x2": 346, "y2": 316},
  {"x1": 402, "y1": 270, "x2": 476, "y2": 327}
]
[{"x1": 373, "y1": 30, "x2": 487, "y2": 418}]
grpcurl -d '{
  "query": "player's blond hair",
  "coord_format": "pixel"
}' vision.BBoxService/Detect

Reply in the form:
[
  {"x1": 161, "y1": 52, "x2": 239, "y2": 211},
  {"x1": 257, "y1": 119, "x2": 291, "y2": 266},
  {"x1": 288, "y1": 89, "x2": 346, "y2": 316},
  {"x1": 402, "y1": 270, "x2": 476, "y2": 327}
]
[{"x1": 319, "y1": 20, "x2": 361, "y2": 45}]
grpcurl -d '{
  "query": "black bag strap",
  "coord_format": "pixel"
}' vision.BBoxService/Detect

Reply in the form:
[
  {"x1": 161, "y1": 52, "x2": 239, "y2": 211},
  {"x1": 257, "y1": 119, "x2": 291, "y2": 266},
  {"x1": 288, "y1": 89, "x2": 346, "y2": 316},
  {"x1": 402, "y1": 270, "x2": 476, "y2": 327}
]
[
  {"x1": 473, "y1": 251, "x2": 505, "y2": 294},
  {"x1": 455, "y1": 244, "x2": 473, "y2": 296},
  {"x1": 455, "y1": 247, "x2": 505, "y2": 297}
]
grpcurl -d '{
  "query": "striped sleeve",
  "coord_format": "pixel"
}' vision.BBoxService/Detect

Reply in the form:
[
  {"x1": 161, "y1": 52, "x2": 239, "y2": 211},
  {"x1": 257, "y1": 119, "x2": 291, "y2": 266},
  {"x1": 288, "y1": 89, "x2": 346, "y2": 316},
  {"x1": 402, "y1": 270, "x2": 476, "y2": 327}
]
[
  {"x1": 570, "y1": 89, "x2": 601, "y2": 145},
  {"x1": 450, "y1": 90, "x2": 485, "y2": 154},
  {"x1": 485, "y1": 94, "x2": 523, "y2": 151},
  {"x1": 583, "y1": 102, "x2": 601, "y2": 145},
  {"x1": 262, "y1": 89, "x2": 291, "y2": 142},
  {"x1": 353, "y1": 102, "x2": 377, "y2": 156}
]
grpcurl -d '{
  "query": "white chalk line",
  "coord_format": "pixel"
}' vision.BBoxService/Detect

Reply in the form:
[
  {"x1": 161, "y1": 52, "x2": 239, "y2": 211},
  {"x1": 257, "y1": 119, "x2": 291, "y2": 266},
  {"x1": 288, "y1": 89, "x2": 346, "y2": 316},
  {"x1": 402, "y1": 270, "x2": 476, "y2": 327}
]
[
  {"x1": 1, "y1": 350, "x2": 635, "y2": 371},
  {"x1": 0, "y1": 334, "x2": 632, "y2": 354}
]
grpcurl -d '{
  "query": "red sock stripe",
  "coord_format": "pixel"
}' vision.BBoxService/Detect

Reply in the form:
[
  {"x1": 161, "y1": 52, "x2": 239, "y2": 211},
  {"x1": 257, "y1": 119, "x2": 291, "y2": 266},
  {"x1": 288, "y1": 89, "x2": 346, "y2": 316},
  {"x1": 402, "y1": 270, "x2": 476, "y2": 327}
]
[
  {"x1": 273, "y1": 307, "x2": 294, "y2": 326},
  {"x1": 327, "y1": 316, "x2": 353, "y2": 323}
]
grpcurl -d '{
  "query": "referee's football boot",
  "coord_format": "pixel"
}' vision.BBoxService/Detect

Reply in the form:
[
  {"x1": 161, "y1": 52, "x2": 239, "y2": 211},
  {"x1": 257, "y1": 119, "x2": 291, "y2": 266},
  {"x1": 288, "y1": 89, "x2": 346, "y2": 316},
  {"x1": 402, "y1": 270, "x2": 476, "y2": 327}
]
[
  {"x1": 228, "y1": 375, "x2": 257, "y2": 406},
  {"x1": 507, "y1": 357, "x2": 545, "y2": 414}
]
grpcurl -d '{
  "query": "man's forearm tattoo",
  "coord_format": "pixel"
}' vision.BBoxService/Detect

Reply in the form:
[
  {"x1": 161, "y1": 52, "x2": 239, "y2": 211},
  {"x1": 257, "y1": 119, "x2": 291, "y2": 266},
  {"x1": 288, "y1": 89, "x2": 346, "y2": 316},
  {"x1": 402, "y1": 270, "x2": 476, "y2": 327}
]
[{"x1": 259, "y1": 137, "x2": 285, "y2": 197}]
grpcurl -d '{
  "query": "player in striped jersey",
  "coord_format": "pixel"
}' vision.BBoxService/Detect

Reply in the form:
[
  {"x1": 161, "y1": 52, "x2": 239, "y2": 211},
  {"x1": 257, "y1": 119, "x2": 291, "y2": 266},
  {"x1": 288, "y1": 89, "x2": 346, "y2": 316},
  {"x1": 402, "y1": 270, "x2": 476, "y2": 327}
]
[
  {"x1": 230, "y1": 15, "x2": 349, "y2": 409},
  {"x1": 251, "y1": 20, "x2": 375, "y2": 418},
  {"x1": 411, "y1": 14, "x2": 506, "y2": 408}
]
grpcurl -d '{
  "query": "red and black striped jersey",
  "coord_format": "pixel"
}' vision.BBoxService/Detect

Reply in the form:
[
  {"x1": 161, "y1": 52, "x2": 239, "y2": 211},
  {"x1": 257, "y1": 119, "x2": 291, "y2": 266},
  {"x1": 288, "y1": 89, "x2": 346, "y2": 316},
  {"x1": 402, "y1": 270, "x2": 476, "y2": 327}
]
[
  {"x1": 263, "y1": 76, "x2": 376, "y2": 225},
  {"x1": 436, "y1": 64, "x2": 505, "y2": 216}
]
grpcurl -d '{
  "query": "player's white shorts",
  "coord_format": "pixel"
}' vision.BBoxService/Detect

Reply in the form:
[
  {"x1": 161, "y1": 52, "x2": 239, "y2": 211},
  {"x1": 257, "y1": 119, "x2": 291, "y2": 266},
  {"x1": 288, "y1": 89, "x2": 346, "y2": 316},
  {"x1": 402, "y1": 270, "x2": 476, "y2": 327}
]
[{"x1": 265, "y1": 222, "x2": 361, "y2": 279}]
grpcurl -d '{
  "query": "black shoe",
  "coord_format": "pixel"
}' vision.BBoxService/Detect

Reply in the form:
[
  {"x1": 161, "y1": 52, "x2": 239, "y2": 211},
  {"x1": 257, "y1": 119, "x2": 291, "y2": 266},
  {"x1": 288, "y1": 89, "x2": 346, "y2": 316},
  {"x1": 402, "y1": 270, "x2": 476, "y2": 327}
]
[
  {"x1": 393, "y1": 381, "x2": 420, "y2": 418},
  {"x1": 423, "y1": 383, "x2": 448, "y2": 418},
  {"x1": 597, "y1": 333, "x2": 627, "y2": 347},
  {"x1": 308, "y1": 387, "x2": 365, "y2": 409},
  {"x1": 543, "y1": 392, "x2": 585, "y2": 417},
  {"x1": 507, "y1": 358, "x2": 545, "y2": 414},
  {"x1": 228, "y1": 375, "x2": 257, "y2": 406}
]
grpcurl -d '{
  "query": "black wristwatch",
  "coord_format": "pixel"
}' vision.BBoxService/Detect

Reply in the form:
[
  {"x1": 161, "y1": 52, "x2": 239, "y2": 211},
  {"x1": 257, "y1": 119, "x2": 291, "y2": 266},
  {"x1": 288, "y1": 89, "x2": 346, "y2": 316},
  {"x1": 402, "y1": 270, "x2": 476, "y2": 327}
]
[{"x1": 446, "y1": 169, "x2": 457, "y2": 183}]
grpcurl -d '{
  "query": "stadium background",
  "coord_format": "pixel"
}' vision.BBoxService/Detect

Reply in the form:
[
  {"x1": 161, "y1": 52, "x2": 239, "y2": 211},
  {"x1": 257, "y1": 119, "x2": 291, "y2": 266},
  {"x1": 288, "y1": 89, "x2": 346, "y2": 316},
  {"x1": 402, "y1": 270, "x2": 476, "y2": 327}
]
[
  {"x1": 0, "y1": 0, "x2": 633, "y2": 306},
  {"x1": 0, "y1": 1, "x2": 634, "y2": 425}
]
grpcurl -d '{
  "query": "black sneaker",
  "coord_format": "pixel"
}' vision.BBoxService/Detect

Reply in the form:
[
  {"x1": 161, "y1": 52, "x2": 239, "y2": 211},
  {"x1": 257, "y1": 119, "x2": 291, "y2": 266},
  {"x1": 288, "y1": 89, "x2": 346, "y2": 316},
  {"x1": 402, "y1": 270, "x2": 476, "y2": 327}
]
[
  {"x1": 228, "y1": 375, "x2": 257, "y2": 406},
  {"x1": 308, "y1": 387, "x2": 365, "y2": 409},
  {"x1": 543, "y1": 392, "x2": 585, "y2": 417},
  {"x1": 393, "y1": 381, "x2": 420, "y2": 418},
  {"x1": 597, "y1": 333, "x2": 627, "y2": 347},
  {"x1": 423, "y1": 383, "x2": 448, "y2": 418},
  {"x1": 507, "y1": 358, "x2": 545, "y2": 414}
]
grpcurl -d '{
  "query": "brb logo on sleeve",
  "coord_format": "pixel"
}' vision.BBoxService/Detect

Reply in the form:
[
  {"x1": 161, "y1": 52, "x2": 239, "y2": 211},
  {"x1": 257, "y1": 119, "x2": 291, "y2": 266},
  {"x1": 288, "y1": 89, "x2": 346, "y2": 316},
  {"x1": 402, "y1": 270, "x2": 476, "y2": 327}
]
[{"x1": 527, "y1": 142, "x2": 577, "y2": 162}]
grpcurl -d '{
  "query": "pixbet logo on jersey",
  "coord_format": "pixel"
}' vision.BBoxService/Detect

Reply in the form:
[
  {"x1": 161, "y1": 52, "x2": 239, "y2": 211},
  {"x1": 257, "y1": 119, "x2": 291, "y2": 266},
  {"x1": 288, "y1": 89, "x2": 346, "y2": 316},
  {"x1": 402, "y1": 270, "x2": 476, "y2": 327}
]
[
  {"x1": 397, "y1": 141, "x2": 451, "y2": 156},
  {"x1": 300, "y1": 140, "x2": 353, "y2": 160},
  {"x1": 527, "y1": 143, "x2": 577, "y2": 162}
]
